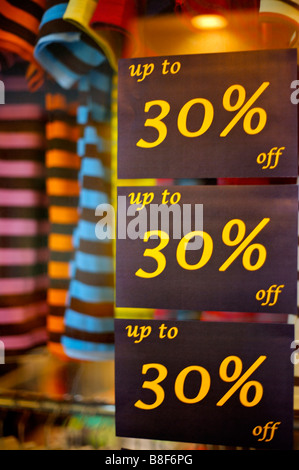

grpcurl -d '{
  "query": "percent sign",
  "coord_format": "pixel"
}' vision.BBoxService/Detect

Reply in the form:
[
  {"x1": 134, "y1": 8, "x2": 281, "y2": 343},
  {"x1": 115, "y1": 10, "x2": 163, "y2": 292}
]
[
  {"x1": 220, "y1": 82, "x2": 269, "y2": 136},
  {"x1": 217, "y1": 355, "x2": 267, "y2": 407},
  {"x1": 219, "y1": 217, "x2": 270, "y2": 271}
]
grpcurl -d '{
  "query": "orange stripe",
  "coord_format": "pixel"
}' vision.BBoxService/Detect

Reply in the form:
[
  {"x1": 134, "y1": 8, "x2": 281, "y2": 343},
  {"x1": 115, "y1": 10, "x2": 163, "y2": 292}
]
[
  {"x1": 49, "y1": 234, "x2": 73, "y2": 251},
  {"x1": 47, "y1": 179, "x2": 79, "y2": 196},
  {"x1": 48, "y1": 342, "x2": 69, "y2": 361},
  {"x1": 46, "y1": 121, "x2": 79, "y2": 141},
  {"x1": 0, "y1": 2, "x2": 40, "y2": 33},
  {"x1": 0, "y1": 33, "x2": 33, "y2": 61},
  {"x1": 45, "y1": 94, "x2": 67, "y2": 111},
  {"x1": 46, "y1": 150, "x2": 81, "y2": 169},
  {"x1": 48, "y1": 289, "x2": 68, "y2": 306},
  {"x1": 49, "y1": 261, "x2": 70, "y2": 279},
  {"x1": 47, "y1": 315, "x2": 65, "y2": 333},
  {"x1": 49, "y1": 206, "x2": 79, "y2": 224}
]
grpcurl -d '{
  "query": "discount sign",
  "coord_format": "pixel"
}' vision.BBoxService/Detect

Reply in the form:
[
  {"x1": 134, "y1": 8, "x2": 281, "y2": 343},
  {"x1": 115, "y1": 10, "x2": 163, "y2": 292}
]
[
  {"x1": 117, "y1": 49, "x2": 297, "y2": 179},
  {"x1": 115, "y1": 184, "x2": 298, "y2": 314},
  {"x1": 115, "y1": 320, "x2": 294, "y2": 449}
]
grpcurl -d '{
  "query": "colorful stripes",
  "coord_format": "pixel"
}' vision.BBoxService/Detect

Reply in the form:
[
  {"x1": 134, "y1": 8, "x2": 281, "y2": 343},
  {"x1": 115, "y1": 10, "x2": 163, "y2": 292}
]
[
  {"x1": 62, "y1": 62, "x2": 115, "y2": 361},
  {"x1": 35, "y1": 0, "x2": 106, "y2": 89},
  {"x1": 45, "y1": 82, "x2": 79, "y2": 358},
  {"x1": 0, "y1": 63, "x2": 48, "y2": 355},
  {"x1": 0, "y1": 0, "x2": 46, "y2": 88}
]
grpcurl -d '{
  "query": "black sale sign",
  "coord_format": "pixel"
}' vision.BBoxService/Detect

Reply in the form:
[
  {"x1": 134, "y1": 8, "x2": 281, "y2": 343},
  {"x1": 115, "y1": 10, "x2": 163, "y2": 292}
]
[
  {"x1": 115, "y1": 184, "x2": 298, "y2": 315},
  {"x1": 117, "y1": 49, "x2": 298, "y2": 179},
  {"x1": 115, "y1": 319, "x2": 294, "y2": 449}
]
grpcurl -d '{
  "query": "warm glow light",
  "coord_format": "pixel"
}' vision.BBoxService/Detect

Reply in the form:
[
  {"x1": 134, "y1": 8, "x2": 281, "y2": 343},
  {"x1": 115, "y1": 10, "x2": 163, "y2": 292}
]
[{"x1": 191, "y1": 14, "x2": 228, "y2": 30}]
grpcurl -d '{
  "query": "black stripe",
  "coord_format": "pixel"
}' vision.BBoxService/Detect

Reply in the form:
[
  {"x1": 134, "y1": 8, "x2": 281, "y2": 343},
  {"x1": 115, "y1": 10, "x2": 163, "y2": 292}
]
[
  {"x1": 79, "y1": 239, "x2": 113, "y2": 256},
  {"x1": 70, "y1": 297, "x2": 114, "y2": 317},
  {"x1": 0, "y1": 316, "x2": 46, "y2": 336},
  {"x1": 4, "y1": 90, "x2": 46, "y2": 106},
  {"x1": 38, "y1": 19, "x2": 77, "y2": 39},
  {"x1": 50, "y1": 251, "x2": 74, "y2": 262},
  {"x1": 0, "y1": 178, "x2": 45, "y2": 191},
  {"x1": 90, "y1": 86, "x2": 111, "y2": 106},
  {"x1": 79, "y1": 239, "x2": 113, "y2": 257},
  {"x1": 0, "y1": 121, "x2": 45, "y2": 133},
  {"x1": 47, "y1": 138, "x2": 77, "y2": 153},
  {"x1": 49, "y1": 195, "x2": 79, "y2": 207},
  {"x1": 82, "y1": 143, "x2": 99, "y2": 158},
  {"x1": 48, "y1": 332, "x2": 62, "y2": 343},
  {"x1": 0, "y1": 235, "x2": 48, "y2": 249},
  {"x1": 45, "y1": 0, "x2": 68, "y2": 8},
  {"x1": 64, "y1": 327, "x2": 114, "y2": 344},
  {"x1": 83, "y1": 175, "x2": 111, "y2": 193},
  {"x1": 81, "y1": 207, "x2": 98, "y2": 223},
  {"x1": 83, "y1": 145, "x2": 111, "y2": 165},
  {"x1": 7, "y1": 0, "x2": 44, "y2": 20},
  {"x1": 0, "y1": 263, "x2": 47, "y2": 278},
  {"x1": 79, "y1": 88, "x2": 111, "y2": 107},
  {"x1": 46, "y1": 167, "x2": 78, "y2": 180},
  {"x1": 75, "y1": 269, "x2": 114, "y2": 287},
  {"x1": 0, "y1": 206, "x2": 47, "y2": 219},
  {"x1": 0, "y1": 149, "x2": 45, "y2": 162},
  {"x1": 50, "y1": 223, "x2": 77, "y2": 235},
  {"x1": 46, "y1": 110, "x2": 77, "y2": 125},
  {"x1": 50, "y1": 278, "x2": 70, "y2": 290},
  {"x1": 0, "y1": 290, "x2": 47, "y2": 307},
  {"x1": 0, "y1": 14, "x2": 37, "y2": 45},
  {"x1": 46, "y1": 42, "x2": 101, "y2": 77},
  {"x1": 49, "y1": 306, "x2": 66, "y2": 317}
]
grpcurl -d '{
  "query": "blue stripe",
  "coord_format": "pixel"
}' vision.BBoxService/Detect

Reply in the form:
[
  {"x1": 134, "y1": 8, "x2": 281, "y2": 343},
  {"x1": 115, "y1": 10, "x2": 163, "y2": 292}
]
[
  {"x1": 83, "y1": 126, "x2": 102, "y2": 144},
  {"x1": 77, "y1": 219, "x2": 112, "y2": 242},
  {"x1": 79, "y1": 189, "x2": 109, "y2": 209},
  {"x1": 67, "y1": 42, "x2": 105, "y2": 68},
  {"x1": 69, "y1": 280, "x2": 114, "y2": 302},
  {"x1": 78, "y1": 76, "x2": 90, "y2": 92},
  {"x1": 40, "y1": 4, "x2": 68, "y2": 27},
  {"x1": 62, "y1": 336, "x2": 114, "y2": 354},
  {"x1": 35, "y1": 43, "x2": 81, "y2": 88},
  {"x1": 91, "y1": 102, "x2": 111, "y2": 122},
  {"x1": 77, "y1": 106, "x2": 89, "y2": 125},
  {"x1": 80, "y1": 158, "x2": 106, "y2": 177},
  {"x1": 76, "y1": 251, "x2": 113, "y2": 273},
  {"x1": 90, "y1": 70, "x2": 111, "y2": 91},
  {"x1": 65, "y1": 310, "x2": 114, "y2": 333}
]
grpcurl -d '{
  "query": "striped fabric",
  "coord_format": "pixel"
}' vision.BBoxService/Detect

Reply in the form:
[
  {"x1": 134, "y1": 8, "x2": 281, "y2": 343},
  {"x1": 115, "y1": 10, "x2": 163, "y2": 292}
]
[
  {"x1": 0, "y1": 0, "x2": 46, "y2": 89},
  {"x1": 34, "y1": 0, "x2": 107, "y2": 89},
  {"x1": 0, "y1": 63, "x2": 48, "y2": 355},
  {"x1": 45, "y1": 83, "x2": 80, "y2": 359},
  {"x1": 63, "y1": 0, "x2": 136, "y2": 72},
  {"x1": 34, "y1": 0, "x2": 116, "y2": 360},
  {"x1": 62, "y1": 63, "x2": 115, "y2": 361}
]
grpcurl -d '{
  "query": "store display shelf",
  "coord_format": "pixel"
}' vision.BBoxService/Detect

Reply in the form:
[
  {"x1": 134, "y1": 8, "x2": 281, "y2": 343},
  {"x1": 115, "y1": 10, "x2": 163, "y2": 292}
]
[
  {"x1": 0, "y1": 348, "x2": 115, "y2": 417},
  {"x1": 0, "y1": 389, "x2": 115, "y2": 417}
]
